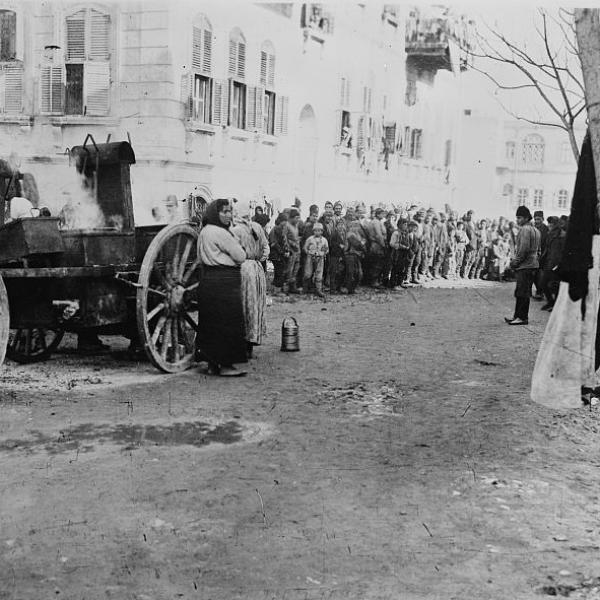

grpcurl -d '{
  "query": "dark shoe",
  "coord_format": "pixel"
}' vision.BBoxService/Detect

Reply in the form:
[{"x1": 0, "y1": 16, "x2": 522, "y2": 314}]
[
  {"x1": 506, "y1": 318, "x2": 529, "y2": 325},
  {"x1": 541, "y1": 303, "x2": 553, "y2": 311},
  {"x1": 532, "y1": 294, "x2": 544, "y2": 301},
  {"x1": 219, "y1": 366, "x2": 247, "y2": 377}
]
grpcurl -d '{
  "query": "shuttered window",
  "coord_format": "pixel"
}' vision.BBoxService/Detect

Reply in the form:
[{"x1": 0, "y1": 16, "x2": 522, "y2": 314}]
[
  {"x1": 274, "y1": 95, "x2": 288, "y2": 136},
  {"x1": 184, "y1": 15, "x2": 213, "y2": 123},
  {"x1": 211, "y1": 79, "x2": 229, "y2": 126},
  {"x1": 40, "y1": 66, "x2": 64, "y2": 114},
  {"x1": 58, "y1": 7, "x2": 111, "y2": 116},
  {"x1": 0, "y1": 10, "x2": 16, "y2": 62},
  {"x1": 260, "y1": 41, "x2": 275, "y2": 89},
  {"x1": 228, "y1": 29, "x2": 246, "y2": 80},
  {"x1": 0, "y1": 62, "x2": 23, "y2": 113},
  {"x1": 191, "y1": 16, "x2": 212, "y2": 75}
]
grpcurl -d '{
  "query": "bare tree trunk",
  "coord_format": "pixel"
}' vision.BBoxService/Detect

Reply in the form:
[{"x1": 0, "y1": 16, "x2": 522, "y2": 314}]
[{"x1": 575, "y1": 8, "x2": 600, "y2": 208}]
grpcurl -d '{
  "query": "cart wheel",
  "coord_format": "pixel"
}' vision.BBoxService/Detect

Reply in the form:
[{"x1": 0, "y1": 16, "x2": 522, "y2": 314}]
[
  {"x1": 7, "y1": 328, "x2": 64, "y2": 364},
  {"x1": 0, "y1": 276, "x2": 8, "y2": 367},
  {"x1": 136, "y1": 223, "x2": 200, "y2": 373}
]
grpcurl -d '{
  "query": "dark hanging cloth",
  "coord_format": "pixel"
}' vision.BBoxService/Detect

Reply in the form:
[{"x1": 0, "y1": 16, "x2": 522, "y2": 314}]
[
  {"x1": 195, "y1": 265, "x2": 247, "y2": 368},
  {"x1": 558, "y1": 131, "x2": 599, "y2": 303}
]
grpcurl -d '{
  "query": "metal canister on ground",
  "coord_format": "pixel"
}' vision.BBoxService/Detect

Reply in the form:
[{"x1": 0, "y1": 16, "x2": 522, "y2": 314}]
[{"x1": 280, "y1": 316, "x2": 299, "y2": 352}]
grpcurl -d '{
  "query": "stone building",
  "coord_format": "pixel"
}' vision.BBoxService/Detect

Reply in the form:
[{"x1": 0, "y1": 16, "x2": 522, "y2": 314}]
[{"x1": 0, "y1": 1, "x2": 470, "y2": 222}]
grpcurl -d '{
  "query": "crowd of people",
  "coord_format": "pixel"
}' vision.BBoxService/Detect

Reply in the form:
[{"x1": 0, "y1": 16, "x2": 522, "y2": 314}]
[
  {"x1": 192, "y1": 197, "x2": 568, "y2": 376},
  {"x1": 261, "y1": 201, "x2": 568, "y2": 306}
]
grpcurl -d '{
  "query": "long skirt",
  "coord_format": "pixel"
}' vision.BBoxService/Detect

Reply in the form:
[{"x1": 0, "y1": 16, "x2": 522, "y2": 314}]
[
  {"x1": 240, "y1": 260, "x2": 267, "y2": 345},
  {"x1": 196, "y1": 266, "x2": 247, "y2": 367}
]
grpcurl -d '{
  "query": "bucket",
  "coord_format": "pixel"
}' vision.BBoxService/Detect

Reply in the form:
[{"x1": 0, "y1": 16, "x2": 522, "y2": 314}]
[{"x1": 280, "y1": 316, "x2": 300, "y2": 352}]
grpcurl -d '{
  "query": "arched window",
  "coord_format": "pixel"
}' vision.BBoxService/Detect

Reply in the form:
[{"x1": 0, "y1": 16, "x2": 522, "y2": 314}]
[
  {"x1": 41, "y1": 5, "x2": 111, "y2": 115},
  {"x1": 186, "y1": 14, "x2": 212, "y2": 123},
  {"x1": 260, "y1": 40, "x2": 275, "y2": 89},
  {"x1": 228, "y1": 28, "x2": 246, "y2": 80},
  {"x1": 192, "y1": 14, "x2": 212, "y2": 75},
  {"x1": 521, "y1": 134, "x2": 544, "y2": 167}
]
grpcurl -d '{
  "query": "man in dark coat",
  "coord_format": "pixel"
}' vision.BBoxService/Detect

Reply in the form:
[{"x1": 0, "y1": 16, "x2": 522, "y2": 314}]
[{"x1": 505, "y1": 205, "x2": 541, "y2": 325}]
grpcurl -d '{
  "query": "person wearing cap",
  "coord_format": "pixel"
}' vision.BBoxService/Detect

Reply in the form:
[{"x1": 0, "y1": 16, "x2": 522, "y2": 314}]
[
  {"x1": 532, "y1": 210, "x2": 549, "y2": 300},
  {"x1": 389, "y1": 217, "x2": 411, "y2": 289},
  {"x1": 328, "y1": 202, "x2": 348, "y2": 293},
  {"x1": 505, "y1": 205, "x2": 541, "y2": 325},
  {"x1": 410, "y1": 211, "x2": 425, "y2": 284},
  {"x1": 284, "y1": 208, "x2": 301, "y2": 293}
]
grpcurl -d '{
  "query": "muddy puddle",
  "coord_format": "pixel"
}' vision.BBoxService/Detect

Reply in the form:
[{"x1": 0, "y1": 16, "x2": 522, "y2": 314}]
[{"x1": 0, "y1": 420, "x2": 243, "y2": 455}]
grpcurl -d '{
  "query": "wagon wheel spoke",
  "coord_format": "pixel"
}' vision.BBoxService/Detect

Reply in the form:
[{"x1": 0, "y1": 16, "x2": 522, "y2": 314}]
[
  {"x1": 160, "y1": 319, "x2": 172, "y2": 362},
  {"x1": 24, "y1": 329, "x2": 32, "y2": 356},
  {"x1": 177, "y1": 239, "x2": 194, "y2": 281},
  {"x1": 146, "y1": 302, "x2": 165, "y2": 323},
  {"x1": 182, "y1": 260, "x2": 200, "y2": 284},
  {"x1": 183, "y1": 311, "x2": 198, "y2": 331},
  {"x1": 154, "y1": 266, "x2": 172, "y2": 290},
  {"x1": 151, "y1": 315, "x2": 167, "y2": 346},
  {"x1": 177, "y1": 317, "x2": 193, "y2": 352},
  {"x1": 185, "y1": 282, "x2": 199, "y2": 293},
  {"x1": 171, "y1": 317, "x2": 179, "y2": 362},
  {"x1": 147, "y1": 287, "x2": 167, "y2": 298},
  {"x1": 172, "y1": 234, "x2": 182, "y2": 276}
]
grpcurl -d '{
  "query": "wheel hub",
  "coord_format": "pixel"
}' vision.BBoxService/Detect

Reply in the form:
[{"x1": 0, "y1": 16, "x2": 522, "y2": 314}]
[{"x1": 168, "y1": 284, "x2": 185, "y2": 312}]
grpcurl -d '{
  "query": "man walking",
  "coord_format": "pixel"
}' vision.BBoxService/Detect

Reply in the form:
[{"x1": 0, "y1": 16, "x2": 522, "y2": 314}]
[{"x1": 505, "y1": 206, "x2": 541, "y2": 326}]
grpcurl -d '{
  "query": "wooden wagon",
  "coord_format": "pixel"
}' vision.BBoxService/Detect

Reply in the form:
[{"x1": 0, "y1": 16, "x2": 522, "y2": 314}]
[{"x1": 0, "y1": 135, "x2": 200, "y2": 373}]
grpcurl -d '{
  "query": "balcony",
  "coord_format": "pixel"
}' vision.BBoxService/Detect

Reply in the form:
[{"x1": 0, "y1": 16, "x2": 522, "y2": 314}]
[
  {"x1": 405, "y1": 21, "x2": 452, "y2": 72},
  {"x1": 300, "y1": 3, "x2": 334, "y2": 44}
]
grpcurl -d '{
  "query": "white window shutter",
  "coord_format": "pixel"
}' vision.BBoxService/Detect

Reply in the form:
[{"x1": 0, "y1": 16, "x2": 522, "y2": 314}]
[
  {"x1": 40, "y1": 65, "x2": 63, "y2": 113},
  {"x1": 246, "y1": 84, "x2": 256, "y2": 130},
  {"x1": 3, "y1": 63, "x2": 22, "y2": 113},
  {"x1": 237, "y1": 41, "x2": 245, "y2": 79},
  {"x1": 192, "y1": 27, "x2": 202, "y2": 71},
  {"x1": 202, "y1": 28, "x2": 212, "y2": 74},
  {"x1": 255, "y1": 86, "x2": 264, "y2": 133},
  {"x1": 89, "y1": 9, "x2": 110, "y2": 61},
  {"x1": 275, "y1": 95, "x2": 288, "y2": 136},
  {"x1": 84, "y1": 61, "x2": 110, "y2": 115},
  {"x1": 211, "y1": 79, "x2": 229, "y2": 126},
  {"x1": 180, "y1": 72, "x2": 192, "y2": 118},
  {"x1": 267, "y1": 53, "x2": 275, "y2": 89},
  {"x1": 66, "y1": 11, "x2": 86, "y2": 62},
  {"x1": 357, "y1": 115, "x2": 366, "y2": 154},
  {"x1": 260, "y1": 51, "x2": 267, "y2": 87},
  {"x1": 228, "y1": 40, "x2": 237, "y2": 77}
]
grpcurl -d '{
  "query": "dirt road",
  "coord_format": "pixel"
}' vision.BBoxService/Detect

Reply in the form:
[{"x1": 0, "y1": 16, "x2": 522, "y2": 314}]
[{"x1": 1, "y1": 281, "x2": 599, "y2": 600}]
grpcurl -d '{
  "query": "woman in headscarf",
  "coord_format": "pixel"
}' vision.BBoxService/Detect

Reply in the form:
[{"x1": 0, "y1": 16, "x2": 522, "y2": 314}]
[
  {"x1": 232, "y1": 206, "x2": 270, "y2": 358},
  {"x1": 196, "y1": 199, "x2": 248, "y2": 376}
]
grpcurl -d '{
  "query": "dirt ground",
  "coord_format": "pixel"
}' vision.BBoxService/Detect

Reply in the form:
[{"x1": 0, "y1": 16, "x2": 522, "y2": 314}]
[{"x1": 2, "y1": 280, "x2": 600, "y2": 600}]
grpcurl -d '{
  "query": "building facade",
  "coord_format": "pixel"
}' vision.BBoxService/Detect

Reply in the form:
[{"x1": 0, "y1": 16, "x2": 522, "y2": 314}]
[{"x1": 0, "y1": 1, "x2": 471, "y2": 223}]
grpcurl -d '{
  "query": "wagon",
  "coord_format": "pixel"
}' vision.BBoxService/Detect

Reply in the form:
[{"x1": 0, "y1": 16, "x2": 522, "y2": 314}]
[{"x1": 0, "y1": 135, "x2": 201, "y2": 373}]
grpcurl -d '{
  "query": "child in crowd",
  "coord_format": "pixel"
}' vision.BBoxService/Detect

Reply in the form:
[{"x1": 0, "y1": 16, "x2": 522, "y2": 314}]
[
  {"x1": 303, "y1": 222, "x2": 329, "y2": 298},
  {"x1": 405, "y1": 221, "x2": 420, "y2": 286}
]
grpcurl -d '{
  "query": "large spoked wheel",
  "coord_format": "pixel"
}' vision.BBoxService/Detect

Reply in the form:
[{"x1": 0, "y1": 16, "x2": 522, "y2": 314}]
[
  {"x1": 7, "y1": 327, "x2": 64, "y2": 364},
  {"x1": 0, "y1": 276, "x2": 9, "y2": 367},
  {"x1": 136, "y1": 223, "x2": 200, "y2": 373}
]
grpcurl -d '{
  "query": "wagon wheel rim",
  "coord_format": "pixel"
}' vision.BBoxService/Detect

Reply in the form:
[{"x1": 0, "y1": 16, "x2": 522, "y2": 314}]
[
  {"x1": 0, "y1": 276, "x2": 8, "y2": 367},
  {"x1": 136, "y1": 223, "x2": 199, "y2": 373},
  {"x1": 6, "y1": 327, "x2": 64, "y2": 364}
]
